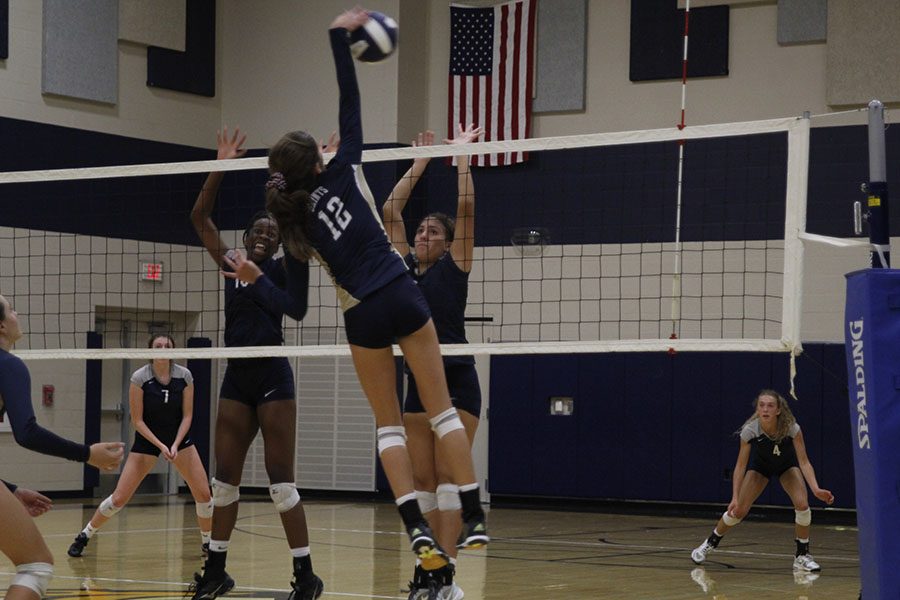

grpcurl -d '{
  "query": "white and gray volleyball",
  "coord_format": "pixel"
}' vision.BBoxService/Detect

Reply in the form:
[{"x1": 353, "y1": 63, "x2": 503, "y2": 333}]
[{"x1": 349, "y1": 12, "x2": 398, "y2": 63}]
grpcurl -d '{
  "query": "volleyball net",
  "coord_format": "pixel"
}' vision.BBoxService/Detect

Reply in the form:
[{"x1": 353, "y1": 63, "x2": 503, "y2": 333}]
[{"x1": 0, "y1": 115, "x2": 813, "y2": 361}]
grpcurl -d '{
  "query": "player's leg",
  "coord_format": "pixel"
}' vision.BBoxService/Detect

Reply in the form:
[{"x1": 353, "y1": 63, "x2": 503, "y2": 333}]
[
  {"x1": 0, "y1": 485, "x2": 54, "y2": 600},
  {"x1": 68, "y1": 450, "x2": 157, "y2": 557},
  {"x1": 779, "y1": 467, "x2": 820, "y2": 571},
  {"x1": 402, "y1": 395, "x2": 438, "y2": 597},
  {"x1": 691, "y1": 470, "x2": 769, "y2": 564},
  {"x1": 172, "y1": 445, "x2": 213, "y2": 552}
]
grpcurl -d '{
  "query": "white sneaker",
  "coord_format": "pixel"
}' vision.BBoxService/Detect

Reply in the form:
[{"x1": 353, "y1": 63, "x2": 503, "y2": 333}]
[
  {"x1": 793, "y1": 570, "x2": 820, "y2": 586},
  {"x1": 691, "y1": 540, "x2": 714, "y2": 564},
  {"x1": 793, "y1": 553, "x2": 821, "y2": 572},
  {"x1": 690, "y1": 567, "x2": 715, "y2": 593},
  {"x1": 440, "y1": 582, "x2": 464, "y2": 600}
]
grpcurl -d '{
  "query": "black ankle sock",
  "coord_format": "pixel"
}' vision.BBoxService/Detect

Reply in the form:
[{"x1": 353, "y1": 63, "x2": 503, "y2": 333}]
[
  {"x1": 707, "y1": 531, "x2": 723, "y2": 547},
  {"x1": 795, "y1": 539, "x2": 810, "y2": 557},
  {"x1": 459, "y1": 487, "x2": 482, "y2": 522},
  {"x1": 397, "y1": 498, "x2": 425, "y2": 529},
  {"x1": 293, "y1": 554, "x2": 313, "y2": 578},
  {"x1": 205, "y1": 550, "x2": 227, "y2": 575}
]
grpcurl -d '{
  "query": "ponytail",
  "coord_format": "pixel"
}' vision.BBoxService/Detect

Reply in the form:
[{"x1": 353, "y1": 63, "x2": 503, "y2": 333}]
[{"x1": 266, "y1": 188, "x2": 315, "y2": 260}]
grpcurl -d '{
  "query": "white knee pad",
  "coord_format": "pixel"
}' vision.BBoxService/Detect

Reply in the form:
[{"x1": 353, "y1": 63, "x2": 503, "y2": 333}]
[
  {"x1": 98, "y1": 495, "x2": 122, "y2": 517},
  {"x1": 722, "y1": 510, "x2": 742, "y2": 527},
  {"x1": 269, "y1": 482, "x2": 301, "y2": 513},
  {"x1": 416, "y1": 490, "x2": 438, "y2": 514},
  {"x1": 436, "y1": 483, "x2": 462, "y2": 512},
  {"x1": 429, "y1": 408, "x2": 464, "y2": 439},
  {"x1": 195, "y1": 499, "x2": 214, "y2": 519},
  {"x1": 211, "y1": 478, "x2": 240, "y2": 507},
  {"x1": 795, "y1": 508, "x2": 812, "y2": 526},
  {"x1": 376, "y1": 426, "x2": 407, "y2": 455},
  {"x1": 12, "y1": 562, "x2": 53, "y2": 597}
]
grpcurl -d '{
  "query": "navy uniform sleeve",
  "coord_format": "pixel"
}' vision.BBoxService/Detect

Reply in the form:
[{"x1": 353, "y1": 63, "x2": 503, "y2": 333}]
[
  {"x1": 329, "y1": 27, "x2": 362, "y2": 164},
  {"x1": 247, "y1": 256, "x2": 309, "y2": 322},
  {"x1": 0, "y1": 358, "x2": 90, "y2": 462},
  {"x1": 2, "y1": 480, "x2": 17, "y2": 493}
]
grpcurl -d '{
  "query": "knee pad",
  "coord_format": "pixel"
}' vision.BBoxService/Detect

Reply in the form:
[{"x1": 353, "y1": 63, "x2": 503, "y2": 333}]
[
  {"x1": 269, "y1": 482, "x2": 301, "y2": 513},
  {"x1": 195, "y1": 499, "x2": 214, "y2": 519},
  {"x1": 12, "y1": 562, "x2": 53, "y2": 597},
  {"x1": 429, "y1": 408, "x2": 464, "y2": 439},
  {"x1": 795, "y1": 508, "x2": 812, "y2": 526},
  {"x1": 99, "y1": 495, "x2": 122, "y2": 518},
  {"x1": 376, "y1": 426, "x2": 407, "y2": 455},
  {"x1": 722, "y1": 510, "x2": 742, "y2": 527},
  {"x1": 416, "y1": 490, "x2": 438, "y2": 514},
  {"x1": 212, "y1": 478, "x2": 240, "y2": 507},
  {"x1": 436, "y1": 483, "x2": 462, "y2": 512}
]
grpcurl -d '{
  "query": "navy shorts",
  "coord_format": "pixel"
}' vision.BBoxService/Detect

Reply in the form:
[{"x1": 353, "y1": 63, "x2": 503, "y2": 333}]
[
  {"x1": 344, "y1": 274, "x2": 431, "y2": 349},
  {"x1": 131, "y1": 432, "x2": 194, "y2": 457},
  {"x1": 747, "y1": 454, "x2": 799, "y2": 479},
  {"x1": 220, "y1": 357, "x2": 295, "y2": 406},
  {"x1": 405, "y1": 363, "x2": 482, "y2": 418}
]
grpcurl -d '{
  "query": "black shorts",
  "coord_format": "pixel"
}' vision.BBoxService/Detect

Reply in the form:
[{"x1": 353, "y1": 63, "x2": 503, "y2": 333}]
[
  {"x1": 747, "y1": 454, "x2": 799, "y2": 479},
  {"x1": 344, "y1": 274, "x2": 431, "y2": 348},
  {"x1": 220, "y1": 357, "x2": 295, "y2": 407},
  {"x1": 404, "y1": 363, "x2": 482, "y2": 418},
  {"x1": 131, "y1": 432, "x2": 194, "y2": 457}
]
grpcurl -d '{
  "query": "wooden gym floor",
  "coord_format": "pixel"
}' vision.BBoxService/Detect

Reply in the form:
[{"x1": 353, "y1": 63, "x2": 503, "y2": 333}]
[{"x1": 3, "y1": 496, "x2": 860, "y2": 599}]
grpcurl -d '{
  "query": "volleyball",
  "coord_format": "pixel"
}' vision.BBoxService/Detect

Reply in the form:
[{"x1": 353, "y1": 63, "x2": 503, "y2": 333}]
[{"x1": 349, "y1": 11, "x2": 398, "y2": 63}]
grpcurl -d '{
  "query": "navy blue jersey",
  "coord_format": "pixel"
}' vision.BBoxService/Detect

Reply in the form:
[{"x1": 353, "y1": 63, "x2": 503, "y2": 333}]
[
  {"x1": 308, "y1": 28, "x2": 408, "y2": 311},
  {"x1": 130, "y1": 363, "x2": 193, "y2": 437},
  {"x1": 0, "y1": 349, "x2": 90, "y2": 462},
  {"x1": 741, "y1": 419, "x2": 800, "y2": 477},
  {"x1": 404, "y1": 252, "x2": 474, "y2": 366},
  {"x1": 223, "y1": 253, "x2": 309, "y2": 349}
]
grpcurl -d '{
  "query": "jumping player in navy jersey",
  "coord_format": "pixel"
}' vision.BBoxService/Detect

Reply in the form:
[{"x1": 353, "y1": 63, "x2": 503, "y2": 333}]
[
  {"x1": 67, "y1": 334, "x2": 213, "y2": 558},
  {"x1": 264, "y1": 7, "x2": 489, "y2": 576},
  {"x1": 0, "y1": 294, "x2": 124, "y2": 600},
  {"x1": 383, "y1": 126, "x2": 483, "y2": 600},
  {"x1": 690, "y1": 390, "x2": 834, "y2": 572},
  {"x1": 189, "y1": 129, "x2": 322, "y2": 600}
]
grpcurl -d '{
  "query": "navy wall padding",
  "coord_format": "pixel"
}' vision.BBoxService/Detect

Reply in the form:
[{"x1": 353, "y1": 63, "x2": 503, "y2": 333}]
[
  {"x1": 83, "y1": 331, "x2": 103, "y2": 491},
  {"x1": 629, "y1": 0, "x2": 729, "y2": 82},
  {"x1": 0, "y1": 0, "x2": 8, "y2": 59},
  {"x1": 489, "y1": 345, "x2": 854, "y2": 508},
  {"x1": 147, "y1": 0, "x2": 215, "y2": 97},
  {"x1": 186, "y1": 337, "x2": 212, "y2": 475}
]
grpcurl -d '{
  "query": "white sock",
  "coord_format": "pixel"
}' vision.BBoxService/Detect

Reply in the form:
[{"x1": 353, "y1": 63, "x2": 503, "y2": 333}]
[{"x1": 82, "y1": 523, "x2": 97, "y2": 539}]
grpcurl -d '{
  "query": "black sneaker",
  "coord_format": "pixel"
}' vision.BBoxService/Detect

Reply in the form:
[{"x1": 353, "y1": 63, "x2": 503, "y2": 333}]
[
  {"x1": 457, "y1": 514, "x2": 489, "y2": 549},
  {"x1": 67, "y1": 533, "x2": 89, "y2": 557},
  {"x1": 286, "y1": 574, "x2": 323, "y2": 600},
  {"x1": 405, "y1": 564, "x2": 442, "y2": 600},
  {"x1": 406, "y1": 522, "x2": 448, "y2": 571},
  {"x1": 188, "y1": 570, "x2": 235, "y2": 600}
]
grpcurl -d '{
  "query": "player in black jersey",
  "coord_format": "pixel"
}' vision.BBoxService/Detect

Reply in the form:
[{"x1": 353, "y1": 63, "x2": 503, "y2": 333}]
[
  {"x1": 264, "y1": 7, "x2": 488, "y2": 577},
  {"x1": 67, "y1": 334, "x2": 212, "y2": 558},
  {"x1": 0, "y1": 294, "x2": 124, "y2": 600},
  {"x1": 188, "y1": 130, "x2": 321, "y2": 600},
  {"x1": 383, "y1": 126, "x2": 483, "y2": 600},
  {"x1": 690, "y1": 390, "x2": 834, "y2": 572}
]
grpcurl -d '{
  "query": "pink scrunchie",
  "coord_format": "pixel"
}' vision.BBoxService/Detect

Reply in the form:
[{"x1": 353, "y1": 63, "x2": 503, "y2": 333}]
[{"x1": 265, "y1": 171, "x2": 287, "y2": 191}]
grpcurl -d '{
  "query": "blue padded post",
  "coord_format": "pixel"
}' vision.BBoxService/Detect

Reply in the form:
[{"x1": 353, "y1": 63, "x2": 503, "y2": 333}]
[{"x1": 844, "y1": 269, "x2": 900, "y2": 599}]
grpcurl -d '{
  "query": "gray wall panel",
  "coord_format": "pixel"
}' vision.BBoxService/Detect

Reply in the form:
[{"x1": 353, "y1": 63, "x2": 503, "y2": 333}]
[
  {"x1": 42, "y1": 0, "x2": 118, "y2": 104},
  {"x1": 533, "y1": 0, "x2": 586, "y2": 113},
  {"x1": 778, "y1": 0, "x2": 827, "y2": 45}
]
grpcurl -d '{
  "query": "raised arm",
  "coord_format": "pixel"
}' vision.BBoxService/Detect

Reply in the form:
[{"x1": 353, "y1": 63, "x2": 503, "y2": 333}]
[
  {"x1": 792, "y1": 431, "x2": 835, "y2": 505},
  {"x1": 383, "y1": 131, "x2": 435, "y2": 256},
  {"x1": 447, "y1": 123, "x2": 484, "y2": 272},
  {"x1": 191, "y1": 127, "x2": 248, "y2": 266},
  {"x1": 329, "y1": 8, "x2": 369, "y2": 164},
  {"x1": 221, "y1": 251, "x2": 310, "y2": 322}
]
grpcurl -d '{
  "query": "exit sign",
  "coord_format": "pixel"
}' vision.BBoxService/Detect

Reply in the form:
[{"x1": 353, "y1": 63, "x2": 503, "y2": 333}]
[{"x1": 140, "y1": 262, "x2": 164, "y2": 282}]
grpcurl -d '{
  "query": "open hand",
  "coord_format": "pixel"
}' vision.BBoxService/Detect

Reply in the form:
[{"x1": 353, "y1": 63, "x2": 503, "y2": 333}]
[
  {"x1": 14, "y1": 487, "x2": 53, "y2": 517},
  {"x1": 217, "y1": 126, "x2": 247, "y2": 161}
]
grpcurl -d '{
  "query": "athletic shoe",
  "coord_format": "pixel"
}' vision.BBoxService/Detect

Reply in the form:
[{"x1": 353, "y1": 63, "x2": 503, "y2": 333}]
[
  {"x1": 188, "y1": 570, "x2": 235, "y2": 600},
  {"x1": 67, "y1": 533, "x2": 89, "y2": 558},
  {"x1": 793, "y1": 570, "x2": 820, "y2": 586},
  {"x1": 793, "y1": 553, "x2": 821, "y2": 572},
  {"x1": 287, "y1": 574, "x2": 323, "y2": 600},
  {"x1": 407, "y1": 522, "x2": 448, "y2": 570},
  {"x1": 691, "y1": 540, "x2": 714, "y2": 564},
  {"x1": 456, "y1": 515, "x2": 489, "y2": 549},
  {"x1": 439, "y1": 582, "x2": 464, "y2": 600},
  {"x1": 690, "y1": 567, "x2": 715, "y2": 593},
  {"x1": 406, "y1": 565, "x2": 441, "y2": 600}
]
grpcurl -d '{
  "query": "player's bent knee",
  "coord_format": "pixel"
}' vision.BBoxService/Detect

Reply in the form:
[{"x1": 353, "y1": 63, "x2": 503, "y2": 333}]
[
  {"x1": 376, "y1": 426, "x2": 407, "y2": 456},
  {"x1": 429, "y1": 408, "x2": 464, "y2": 439},
  {"x1": 269, "y1": 482, "x2": 301, "y2": 513},
  {"x1": 436, "y1": 483, "x2": 461, "y2": 512},
  {"x1": 196, "y1": 499, "x2": 214, "y2": 519},
  {"x1": 795, "y1": 508, "x2": 812, "y2": 526},
  {"x1": 722, "y1": 510, "x2": 742, "y2": 527},
  {"x1": 416, "y1": 490, "x2": 437, "y2": 514},
  {"x1": 12, "y1": 562, "x2": 53, "y2": 597},
  {"x1": 212, "y1": 478, "x2": 240, "y2": 507},
  {"x1": 99, "y1": 495, "x2": 122, "y2": 518}
]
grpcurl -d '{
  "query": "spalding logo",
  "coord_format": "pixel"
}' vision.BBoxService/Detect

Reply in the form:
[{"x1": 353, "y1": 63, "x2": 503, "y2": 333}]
[{"x1": 848, "y1": 319, "x2": 871, "y2": 450}]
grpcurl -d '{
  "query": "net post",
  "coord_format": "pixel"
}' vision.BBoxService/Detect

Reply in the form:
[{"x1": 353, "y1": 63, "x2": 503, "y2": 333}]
[{"x1": 866, "y1": 99, "x2": 890, "y2": 268}]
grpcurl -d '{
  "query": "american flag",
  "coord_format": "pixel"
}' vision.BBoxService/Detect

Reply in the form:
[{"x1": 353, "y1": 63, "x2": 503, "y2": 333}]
[{"x1": 449, "y1": 0, "x2": 536, "y2": 166}]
